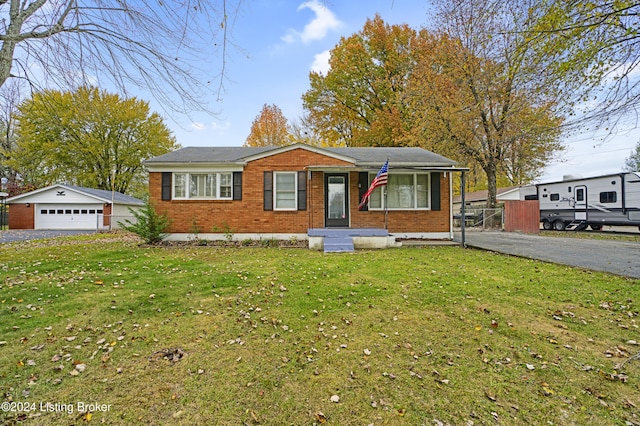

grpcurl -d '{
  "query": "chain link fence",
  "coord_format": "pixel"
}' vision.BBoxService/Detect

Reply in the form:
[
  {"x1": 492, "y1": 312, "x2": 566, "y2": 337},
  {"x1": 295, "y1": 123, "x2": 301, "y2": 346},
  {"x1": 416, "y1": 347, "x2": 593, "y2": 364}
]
[{"x1": 454, "y1": 207, "x2": 504, "y2": 230}]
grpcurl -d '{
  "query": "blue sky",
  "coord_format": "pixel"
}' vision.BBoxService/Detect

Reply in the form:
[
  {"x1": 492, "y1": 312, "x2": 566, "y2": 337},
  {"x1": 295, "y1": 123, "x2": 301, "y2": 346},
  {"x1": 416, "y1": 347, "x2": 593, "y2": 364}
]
[
  {"x1": 161, "y1": 0, "x2": 638, "y2": 183},
  {"x1": 168, "y1": 1, "x2": 431, "y2": 147}
]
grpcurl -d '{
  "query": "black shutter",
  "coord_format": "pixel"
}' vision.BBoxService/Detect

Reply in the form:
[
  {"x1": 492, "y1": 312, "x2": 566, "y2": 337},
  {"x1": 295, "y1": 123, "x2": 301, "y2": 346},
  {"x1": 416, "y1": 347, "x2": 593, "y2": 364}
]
[
  {"x1": 264, "y1": 171, "x2": 273, "y2": 211},
  {"x1": 297, "y1": 171, "x2": 307, "y2": 211},
  {"x1": 233, "y1": 172, "x2": 242, "y2": 201},
  {"x1": 430, "y1": 172, "x2": 441, "y2": 211},
  {"x1": 358, "y1": 172, "x2": 369, "y2": 211},
  {"x1": 161, "y1": 172, "x2": 172, "y2": 201}
]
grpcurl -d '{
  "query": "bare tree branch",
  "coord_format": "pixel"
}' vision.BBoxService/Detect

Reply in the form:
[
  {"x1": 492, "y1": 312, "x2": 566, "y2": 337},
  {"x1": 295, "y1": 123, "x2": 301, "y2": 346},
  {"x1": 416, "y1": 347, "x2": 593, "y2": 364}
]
[{"x1": 0, "y1": 0, "x2": 241, "y2": 116}]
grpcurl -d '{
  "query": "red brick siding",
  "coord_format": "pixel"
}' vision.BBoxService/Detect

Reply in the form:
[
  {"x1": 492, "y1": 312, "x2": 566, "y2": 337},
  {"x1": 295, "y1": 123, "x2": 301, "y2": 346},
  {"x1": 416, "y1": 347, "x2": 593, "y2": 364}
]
[
  {"x1": 9, "y1": 204, "x2": 34, "y2": 229},
  {"x1": 149, "y1": 148, "x2": 452, "y2": 234},
  {"x1": 349, "y1": 171, "x2": 451, "y2": 233},
  {"x1": 150, "y1": 149, "x2": 352, "y2": 233},
  {"x1": 103, "y1": 204, "x2": 112, "y2": 227}
]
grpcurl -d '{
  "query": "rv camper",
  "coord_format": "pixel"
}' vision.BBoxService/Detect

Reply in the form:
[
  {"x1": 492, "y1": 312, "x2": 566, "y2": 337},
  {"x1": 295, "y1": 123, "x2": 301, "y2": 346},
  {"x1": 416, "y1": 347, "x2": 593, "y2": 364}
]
[{"x1": 533, "y1": 172, "x2": 640, "y2": 231}]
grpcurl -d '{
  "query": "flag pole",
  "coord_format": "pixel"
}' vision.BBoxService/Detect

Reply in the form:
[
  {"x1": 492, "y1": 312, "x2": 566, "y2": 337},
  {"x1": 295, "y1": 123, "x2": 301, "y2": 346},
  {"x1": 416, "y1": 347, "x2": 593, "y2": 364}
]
[
  {"x1": 384, "y1": 157, "x2": 389, "y2": 230},
  {"x1": 384, "y1": 186, "x2": 388, "y2": 230}
]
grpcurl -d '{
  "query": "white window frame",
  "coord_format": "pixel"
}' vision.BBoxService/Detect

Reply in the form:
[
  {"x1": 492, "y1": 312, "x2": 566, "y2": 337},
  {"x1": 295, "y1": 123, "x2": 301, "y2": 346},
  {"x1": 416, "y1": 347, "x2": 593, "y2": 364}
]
[
  {"x1": 274, "y1": 171, "x2": 298, "y2": 211},
  {"x1": 368, "y1": 172, "x2": 431, "y2": 211},
  {"x1": 173, "y1": 172, "x2": 233, "y2": 200}
]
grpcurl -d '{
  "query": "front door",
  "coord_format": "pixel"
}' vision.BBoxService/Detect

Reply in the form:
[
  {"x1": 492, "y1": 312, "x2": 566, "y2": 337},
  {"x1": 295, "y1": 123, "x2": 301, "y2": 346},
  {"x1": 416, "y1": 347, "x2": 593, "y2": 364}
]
[
  {"x1": 325, "y1": 173, "x2": 349, "y2": 227},
  {"x1": 574, "y1": 185, "x2": 588, "y2": 221}
]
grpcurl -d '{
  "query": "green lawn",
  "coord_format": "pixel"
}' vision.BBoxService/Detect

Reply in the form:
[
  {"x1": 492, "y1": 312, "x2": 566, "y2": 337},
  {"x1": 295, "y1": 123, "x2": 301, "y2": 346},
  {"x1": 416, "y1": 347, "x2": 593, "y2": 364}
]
[{"x1": 0, "y1": 233, "x2": 639, "y2": 425}]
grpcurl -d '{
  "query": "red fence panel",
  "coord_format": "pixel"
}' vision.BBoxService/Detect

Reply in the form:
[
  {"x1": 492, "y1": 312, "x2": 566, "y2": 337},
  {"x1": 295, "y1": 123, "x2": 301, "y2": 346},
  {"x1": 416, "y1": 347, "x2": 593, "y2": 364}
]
[{"x1": 504, "y1": 200, "x2": 540, "y2": 234}]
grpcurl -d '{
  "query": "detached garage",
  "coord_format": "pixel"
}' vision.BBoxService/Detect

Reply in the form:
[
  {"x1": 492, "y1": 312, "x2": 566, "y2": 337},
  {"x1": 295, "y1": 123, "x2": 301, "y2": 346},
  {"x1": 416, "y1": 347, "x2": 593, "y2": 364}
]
[{"x1": 7, "y1": 184, "x2": 143, "y2": 230}]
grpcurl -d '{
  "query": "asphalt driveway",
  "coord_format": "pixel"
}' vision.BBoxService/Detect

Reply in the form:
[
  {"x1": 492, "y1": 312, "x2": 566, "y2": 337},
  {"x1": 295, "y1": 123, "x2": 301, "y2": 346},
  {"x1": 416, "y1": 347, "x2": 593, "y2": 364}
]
[
  {"x1": 455, "y1": 230, "x2": 640, "y2": 279},
  {"x1": 0, "y1": 230, "x2": 95, "y2": 243}
]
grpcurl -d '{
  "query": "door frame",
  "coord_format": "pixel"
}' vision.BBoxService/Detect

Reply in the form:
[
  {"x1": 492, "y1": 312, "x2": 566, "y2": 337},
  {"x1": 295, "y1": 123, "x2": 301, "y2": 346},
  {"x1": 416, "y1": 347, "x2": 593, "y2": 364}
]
[
  {"x1": 574, "y1": 185, "x2": 588, "y2": 221},
  {"x1": 324, "y1": 173, "x2": 350, "y2": 227}
]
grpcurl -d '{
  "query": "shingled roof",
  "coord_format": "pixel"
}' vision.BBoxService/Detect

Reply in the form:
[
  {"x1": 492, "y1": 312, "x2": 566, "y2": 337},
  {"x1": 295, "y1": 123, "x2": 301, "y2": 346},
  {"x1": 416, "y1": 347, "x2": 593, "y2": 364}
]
[
  {"x1": 7, "y1": 184, "x2": 144, "y2": 205},
  {"x1": 145, "y1": 144, "x2": 457, "y2": 168}
]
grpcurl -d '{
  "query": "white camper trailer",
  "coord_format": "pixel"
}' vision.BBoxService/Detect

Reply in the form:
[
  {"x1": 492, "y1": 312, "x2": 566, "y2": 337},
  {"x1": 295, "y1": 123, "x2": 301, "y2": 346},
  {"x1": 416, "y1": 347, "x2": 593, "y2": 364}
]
[{"x1": 534, "y1": 172, "x2": 640, "y2": 231}]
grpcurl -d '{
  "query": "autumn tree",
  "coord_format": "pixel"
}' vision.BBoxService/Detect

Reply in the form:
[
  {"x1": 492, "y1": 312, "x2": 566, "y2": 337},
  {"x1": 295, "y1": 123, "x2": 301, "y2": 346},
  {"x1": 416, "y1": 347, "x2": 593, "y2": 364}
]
[
  {"x1": 532, "y1": 1, "x2": 640, "y2": 129},
  {"x1": 303, "y1": 15, "x2": 419, "y2": 147},
  {"x1": 244, "y1": 104, "x2": 291, "y2": 147},
  {"x1": 303, "y1": 13, "x2": 564, "y2": 200},
  {"x1": 413, "y1": 0, "x2": 564, "y2": 207},
  {"x1": 0, "y1": 0, "x2": 240, "y2": 114},
  {"x1": 6, "y1": 86, "x2": 178, "y2": 196}
]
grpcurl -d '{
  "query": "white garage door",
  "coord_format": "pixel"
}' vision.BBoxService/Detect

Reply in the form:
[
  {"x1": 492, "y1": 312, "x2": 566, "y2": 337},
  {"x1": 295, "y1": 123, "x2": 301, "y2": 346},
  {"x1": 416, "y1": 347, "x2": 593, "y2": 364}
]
[{"x1": 36, "y1": 204, "x2": 104, "y2": 230}]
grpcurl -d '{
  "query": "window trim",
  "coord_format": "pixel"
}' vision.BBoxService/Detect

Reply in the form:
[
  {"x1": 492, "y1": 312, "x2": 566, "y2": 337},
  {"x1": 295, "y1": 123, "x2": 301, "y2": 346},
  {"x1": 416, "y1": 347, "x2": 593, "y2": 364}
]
[
  {"x1": 172, "y1": 172, "x2": 234, "y2": 200},
  {"x1": 273, "y1": 171, "x2": 298, "y2": 211},
  {"x1": 368, "y1": 171, "x2": 431, "y2": 211}
]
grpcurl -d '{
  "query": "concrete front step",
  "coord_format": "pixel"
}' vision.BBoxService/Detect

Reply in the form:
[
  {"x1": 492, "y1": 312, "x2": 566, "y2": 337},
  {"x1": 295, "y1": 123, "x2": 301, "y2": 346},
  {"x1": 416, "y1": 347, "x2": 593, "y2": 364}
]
[
  {"x1": 323, "y1": 236, "x2": 355, "y2": 253},
  {"x1": 308, "y1": 228, "x2": 395, "y2": 251}
]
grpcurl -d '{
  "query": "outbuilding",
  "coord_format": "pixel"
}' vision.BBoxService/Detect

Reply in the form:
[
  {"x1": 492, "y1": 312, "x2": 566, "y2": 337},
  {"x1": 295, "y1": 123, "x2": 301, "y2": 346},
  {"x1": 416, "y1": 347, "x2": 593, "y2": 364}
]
[{"x1": 6, "y1": 184, "x2": 143, "y2": 230}]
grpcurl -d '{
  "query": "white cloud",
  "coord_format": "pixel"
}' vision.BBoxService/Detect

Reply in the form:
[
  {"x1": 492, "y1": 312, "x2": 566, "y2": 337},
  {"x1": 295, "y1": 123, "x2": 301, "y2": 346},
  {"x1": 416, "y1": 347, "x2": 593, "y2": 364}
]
[
  {"x1": 282, "y1": 0, "x2": 342, "y2": 44},
  {"x1": 190, "y1": 121, "x2": 206, "y2": 130},
  {"x1": 311, "y1": 50, "x2": 331, "y2": 75},
  {"x1": 210, "y1": 120, "x2": 231, "y2": 131}
]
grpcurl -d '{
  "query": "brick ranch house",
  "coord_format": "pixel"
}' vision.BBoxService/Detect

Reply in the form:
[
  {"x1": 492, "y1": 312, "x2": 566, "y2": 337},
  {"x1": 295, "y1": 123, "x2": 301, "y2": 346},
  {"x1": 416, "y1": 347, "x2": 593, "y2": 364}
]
[{"x1": 145, "y1": 144, "x2": 462, "y2": 249}]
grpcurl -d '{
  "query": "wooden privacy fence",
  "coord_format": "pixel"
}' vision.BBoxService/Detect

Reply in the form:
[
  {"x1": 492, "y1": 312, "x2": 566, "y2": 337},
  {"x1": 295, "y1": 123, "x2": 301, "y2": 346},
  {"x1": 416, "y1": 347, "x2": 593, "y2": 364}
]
[{"x1": 503, "y1": 200, "x2": 540, "y2": 234}]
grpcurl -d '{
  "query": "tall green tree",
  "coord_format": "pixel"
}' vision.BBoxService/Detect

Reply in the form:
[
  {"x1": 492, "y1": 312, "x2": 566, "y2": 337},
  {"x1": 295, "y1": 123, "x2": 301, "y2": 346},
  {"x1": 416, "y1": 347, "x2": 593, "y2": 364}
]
[{"x1": 6, "y1": 86, "x2": 178, "y2": 196}]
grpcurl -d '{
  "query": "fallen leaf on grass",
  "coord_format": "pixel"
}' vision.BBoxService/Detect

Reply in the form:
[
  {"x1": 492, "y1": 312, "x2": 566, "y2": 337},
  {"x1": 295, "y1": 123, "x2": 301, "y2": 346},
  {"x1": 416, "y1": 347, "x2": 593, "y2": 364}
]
[
  {"x1": 541, "y1": 383, "x2": 555, "y2": 396},
  {"x1": 315, "y1": 412, "x2": 327, "y2": 423},
  {"x1": 148, "y1": 347, "x2": 185, "y2": 363}
]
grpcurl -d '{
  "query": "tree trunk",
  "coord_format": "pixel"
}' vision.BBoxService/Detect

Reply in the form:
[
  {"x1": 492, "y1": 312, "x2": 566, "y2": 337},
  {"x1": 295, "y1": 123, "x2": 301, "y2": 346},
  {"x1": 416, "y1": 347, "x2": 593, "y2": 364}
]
[{"x1": 485, "y1": 164, "x2": 497, "y2": 209}]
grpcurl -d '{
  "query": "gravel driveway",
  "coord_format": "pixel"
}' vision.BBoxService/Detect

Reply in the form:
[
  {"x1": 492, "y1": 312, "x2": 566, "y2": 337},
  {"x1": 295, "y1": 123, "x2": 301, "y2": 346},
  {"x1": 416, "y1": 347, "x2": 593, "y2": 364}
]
[{"x1": 0, "y1": 230, "x2": 96, "y2": 243}]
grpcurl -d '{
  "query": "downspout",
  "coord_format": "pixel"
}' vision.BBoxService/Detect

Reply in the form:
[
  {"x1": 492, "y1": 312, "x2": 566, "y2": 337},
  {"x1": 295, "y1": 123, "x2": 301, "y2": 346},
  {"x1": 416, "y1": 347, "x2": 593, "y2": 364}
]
[
  {"x1": 461, "y1": 171, "x2": 466, "y2": 248},
  {"x1": 449, "y1": 171, "x2": 453, "y2": 240}
]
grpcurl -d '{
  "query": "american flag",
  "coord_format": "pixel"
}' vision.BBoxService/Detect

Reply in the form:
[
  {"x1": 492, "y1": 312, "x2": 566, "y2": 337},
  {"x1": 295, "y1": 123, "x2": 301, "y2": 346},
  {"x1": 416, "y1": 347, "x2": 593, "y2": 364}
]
[{"x1": 358, "y1": 160, "x2": 389, "y2": 210}]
